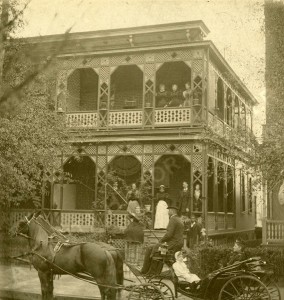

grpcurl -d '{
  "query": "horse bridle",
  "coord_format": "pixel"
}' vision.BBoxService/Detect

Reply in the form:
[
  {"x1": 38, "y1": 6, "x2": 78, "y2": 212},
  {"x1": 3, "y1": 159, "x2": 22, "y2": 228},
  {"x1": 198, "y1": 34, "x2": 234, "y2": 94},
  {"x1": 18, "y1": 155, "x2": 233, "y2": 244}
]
[{"x1": 14, "y1": 215, "x2": 35, "y2": 240}]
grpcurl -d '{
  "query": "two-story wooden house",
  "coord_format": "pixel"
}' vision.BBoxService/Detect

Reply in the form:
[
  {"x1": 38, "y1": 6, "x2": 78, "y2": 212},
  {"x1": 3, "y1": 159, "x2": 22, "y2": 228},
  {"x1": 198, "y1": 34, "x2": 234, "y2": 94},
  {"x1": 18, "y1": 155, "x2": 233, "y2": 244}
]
[{"x1": 10, "y1": 21, "x2": 261, "y2": 242}]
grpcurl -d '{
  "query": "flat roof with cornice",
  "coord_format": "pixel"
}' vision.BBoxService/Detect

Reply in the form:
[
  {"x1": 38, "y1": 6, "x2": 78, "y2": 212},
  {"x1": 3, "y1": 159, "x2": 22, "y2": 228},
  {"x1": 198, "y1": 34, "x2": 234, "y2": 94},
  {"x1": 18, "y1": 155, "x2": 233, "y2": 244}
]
[{"x1": 16, "y1": 20, "x2": 257, "y2": 105}]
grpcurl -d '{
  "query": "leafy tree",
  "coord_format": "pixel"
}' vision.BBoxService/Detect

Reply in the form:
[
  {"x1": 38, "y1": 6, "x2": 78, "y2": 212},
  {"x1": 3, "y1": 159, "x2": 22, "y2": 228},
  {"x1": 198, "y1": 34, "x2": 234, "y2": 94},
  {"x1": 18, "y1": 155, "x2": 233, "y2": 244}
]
[{"x1": 0, "y1": 1, "x2": 67, "y2": 228}]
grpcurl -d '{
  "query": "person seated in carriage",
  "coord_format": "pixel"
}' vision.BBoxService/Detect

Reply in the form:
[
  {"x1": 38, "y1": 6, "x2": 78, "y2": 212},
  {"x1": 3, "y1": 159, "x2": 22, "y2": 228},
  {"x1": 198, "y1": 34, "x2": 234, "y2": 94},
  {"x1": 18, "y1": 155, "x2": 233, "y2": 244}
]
[
  {"x1": 141, "y1": 205, "x2": 184, "y2": 274},
  {"x1": 173, "y1": 251, "x2": 201, "y2": 284},
  {"x1": 227, "y1": 238, "x2": 247, "y2": 266}
]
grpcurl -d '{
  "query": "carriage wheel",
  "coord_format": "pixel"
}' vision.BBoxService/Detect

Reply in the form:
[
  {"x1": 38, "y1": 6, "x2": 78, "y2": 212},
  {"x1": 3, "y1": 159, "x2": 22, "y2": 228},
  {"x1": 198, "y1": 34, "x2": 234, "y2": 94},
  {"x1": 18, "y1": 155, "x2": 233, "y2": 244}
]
[
  {"x1": 262, "y1": 277, "x2": 281, "y2": 300},
  {"x1": 149, "y1": 280, "x2": 175, "y2": 300},
  {"x1": 128, "y1": 283, "x2": 165, "y2": 300},
  {"x1": 218, "y1": 275, "x2": 271, "y2": 300}
]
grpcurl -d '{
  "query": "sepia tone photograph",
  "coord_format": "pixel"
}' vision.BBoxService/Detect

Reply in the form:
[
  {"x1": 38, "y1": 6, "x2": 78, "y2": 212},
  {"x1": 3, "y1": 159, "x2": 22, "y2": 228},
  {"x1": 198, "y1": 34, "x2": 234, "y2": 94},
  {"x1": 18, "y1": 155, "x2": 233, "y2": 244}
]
[{"x1": 0, "y1": 0, "x2": 283, "y2": 299}]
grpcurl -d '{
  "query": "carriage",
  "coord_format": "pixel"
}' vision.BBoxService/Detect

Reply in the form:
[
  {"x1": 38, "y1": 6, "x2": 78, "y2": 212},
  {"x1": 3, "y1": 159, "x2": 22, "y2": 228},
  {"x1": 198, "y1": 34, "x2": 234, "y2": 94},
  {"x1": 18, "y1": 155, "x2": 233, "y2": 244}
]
[
  {"x1": 124, "y1": 249, "x2": 281, "y2": 300},
  {"x1": 13, "y1": 212, "x2": 281, "y2": 300}
]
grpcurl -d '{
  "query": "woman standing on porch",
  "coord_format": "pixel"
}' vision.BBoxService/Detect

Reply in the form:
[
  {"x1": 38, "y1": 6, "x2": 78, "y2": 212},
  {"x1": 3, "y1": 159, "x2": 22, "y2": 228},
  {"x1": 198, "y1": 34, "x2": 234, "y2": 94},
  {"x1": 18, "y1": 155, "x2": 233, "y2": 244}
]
[
  {"x1": 126, "y1": 183, "x2": 141, "y2": 214},
  {"x1": 154, "y1": 185, "x2": 170, "y2": 229}
]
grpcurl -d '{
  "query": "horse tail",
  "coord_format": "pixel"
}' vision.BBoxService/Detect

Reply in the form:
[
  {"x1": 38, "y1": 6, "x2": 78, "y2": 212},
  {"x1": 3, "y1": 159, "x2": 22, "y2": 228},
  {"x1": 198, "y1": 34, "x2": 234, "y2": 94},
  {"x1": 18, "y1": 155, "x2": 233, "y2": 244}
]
[{"x1": 104, "y1": 250, "x2": 117, "y2": 299}]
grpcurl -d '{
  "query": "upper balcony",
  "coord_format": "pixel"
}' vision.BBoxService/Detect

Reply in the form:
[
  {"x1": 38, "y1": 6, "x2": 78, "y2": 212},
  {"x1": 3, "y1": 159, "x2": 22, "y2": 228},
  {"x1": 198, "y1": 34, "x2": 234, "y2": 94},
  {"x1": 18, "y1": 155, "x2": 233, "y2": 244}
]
[
  {"x1": 55, "y1": 49, "x2": 255, "y2": 146},
  {"x1": 62, "y1": 61, "x2": 204, "y2": 131}
]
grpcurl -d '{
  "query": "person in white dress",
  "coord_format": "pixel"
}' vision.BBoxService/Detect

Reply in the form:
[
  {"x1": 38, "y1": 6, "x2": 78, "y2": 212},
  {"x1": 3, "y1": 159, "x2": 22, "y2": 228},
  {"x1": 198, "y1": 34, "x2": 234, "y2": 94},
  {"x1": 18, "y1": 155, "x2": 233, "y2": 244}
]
[
  {"x1": 154, "y1": 185, "x2": 169, "y2": 229},
  {"x1": 173, "y1": 251, "x2": 201, "y2": 283}
]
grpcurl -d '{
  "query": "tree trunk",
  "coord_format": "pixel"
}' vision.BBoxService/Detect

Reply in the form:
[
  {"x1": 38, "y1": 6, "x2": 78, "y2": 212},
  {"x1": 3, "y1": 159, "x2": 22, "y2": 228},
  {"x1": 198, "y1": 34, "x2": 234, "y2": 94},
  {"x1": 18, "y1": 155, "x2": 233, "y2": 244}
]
[{"x1": 0, "y1": 0, "x2": 9, "y2": 90}]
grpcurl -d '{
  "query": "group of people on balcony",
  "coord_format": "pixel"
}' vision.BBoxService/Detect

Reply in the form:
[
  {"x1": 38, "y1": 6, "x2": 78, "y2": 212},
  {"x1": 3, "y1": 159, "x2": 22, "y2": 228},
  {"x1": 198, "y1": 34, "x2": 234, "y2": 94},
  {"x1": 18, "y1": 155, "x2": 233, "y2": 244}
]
[{"x1": 156, "y1": 82, "x2": 200, "y2": 108}]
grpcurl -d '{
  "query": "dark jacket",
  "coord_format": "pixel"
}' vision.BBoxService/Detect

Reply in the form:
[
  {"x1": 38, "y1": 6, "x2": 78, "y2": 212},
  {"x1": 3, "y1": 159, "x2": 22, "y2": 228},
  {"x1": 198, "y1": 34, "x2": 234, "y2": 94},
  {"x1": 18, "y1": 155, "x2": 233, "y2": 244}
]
[
  {"x1": 227, "y1": 252, "x2": 246, "y2": 266},
  {"x1": 178, "y1": 189, "x2": 191, "y2": 215},
  {"x1": 155, "y1": 191, "x2": 169, "y2": 206},
  {"x1": 160, "y1": 215, "x2": 184, "y2": 251},
  {"x1": 187, "y1": 222, "x2": 202, "y2": 247},
  {"x1": 124, "y1": 220, "x2": 144, "y2": 243}
]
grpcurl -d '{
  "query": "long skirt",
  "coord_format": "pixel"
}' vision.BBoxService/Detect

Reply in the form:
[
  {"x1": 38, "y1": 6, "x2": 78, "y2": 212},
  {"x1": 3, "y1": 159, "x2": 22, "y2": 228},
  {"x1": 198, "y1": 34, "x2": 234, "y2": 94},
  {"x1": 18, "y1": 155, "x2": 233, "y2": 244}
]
[{"x1": 154, "y1": 200, "x2": 169, "y2": 229}]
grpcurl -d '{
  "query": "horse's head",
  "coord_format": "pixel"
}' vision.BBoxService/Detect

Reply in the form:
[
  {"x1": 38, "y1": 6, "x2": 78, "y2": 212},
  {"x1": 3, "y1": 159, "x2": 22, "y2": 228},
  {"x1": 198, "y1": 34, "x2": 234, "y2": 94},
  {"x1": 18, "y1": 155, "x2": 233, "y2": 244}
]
[{"x1": 13, "y1": 211, "x2": 41, "y2": 237}]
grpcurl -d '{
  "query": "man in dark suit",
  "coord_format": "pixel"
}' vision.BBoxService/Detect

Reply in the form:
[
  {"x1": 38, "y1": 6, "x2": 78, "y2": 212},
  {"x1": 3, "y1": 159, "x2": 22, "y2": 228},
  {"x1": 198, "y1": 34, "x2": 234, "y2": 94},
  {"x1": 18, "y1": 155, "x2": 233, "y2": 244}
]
[
  {"x1": 178, "y1": 181, "x2": 191, "y2": 219},
  {"x1": 187, "y1": 214, "x2": 202, "y2": 248},
  {"x1": 141, "y1": 205, "x2": 184, "y2": 274}
]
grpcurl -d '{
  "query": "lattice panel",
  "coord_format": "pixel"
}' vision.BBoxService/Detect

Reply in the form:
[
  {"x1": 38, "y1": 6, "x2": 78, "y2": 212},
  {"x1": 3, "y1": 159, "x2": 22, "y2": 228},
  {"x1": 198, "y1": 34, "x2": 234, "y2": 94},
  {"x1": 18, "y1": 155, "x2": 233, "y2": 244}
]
[
  {"x1": 144, "y1": 64, "x2": 155, "y2": 79},
  {"x1": 143, "y1": 155, "x2": 154, "y2": 170},
  {"x1": 84, "y1": 145, "x2": 97, "y2": 155},
  {"x1": 192, "y1": 154, "x2": 203, "y2": 172},
  {"x1": 178, "y1": 50, "x2": 193, "y2": 60},
  {"x1": 193, "y1": 60, "x2": 203, "y2": 75},
  {"x1": 154, "y1": 52, "x2": 174, "y2": 62},
  {"x1": 128, "y1": 144, "x2": 143, "y2": 154},
  {"x1": 179, "y1": 144, "x2": 192, "y2": 154},
  {"x1": 154, "y1": 144, "x2": 168, "y2": 153},
  {"x1": 58, "y1": 57, "x2": 100, "y2": 70},
  {"x1": 110, "y1": 54, "x2": 145, "y2": 66},
  {"x1": 108, "y1": 144, "x2": 121, "y2": 154},
  {"x1": 111, "y1": 239, "x2": 126, "y2": 250},
  {"x1": 97, "y1": 156, "x2": 107, "y2": 169},
  {"x1": 99, "y1": 67, "x2": 110, "y2": 83}
]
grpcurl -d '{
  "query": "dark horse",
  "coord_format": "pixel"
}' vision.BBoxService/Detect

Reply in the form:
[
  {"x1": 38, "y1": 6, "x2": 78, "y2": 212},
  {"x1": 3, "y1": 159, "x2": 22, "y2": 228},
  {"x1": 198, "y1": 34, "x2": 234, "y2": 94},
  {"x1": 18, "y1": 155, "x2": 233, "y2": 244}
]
[{"x1": 15, "y1": 212, "x2": 124, "y2": 300}]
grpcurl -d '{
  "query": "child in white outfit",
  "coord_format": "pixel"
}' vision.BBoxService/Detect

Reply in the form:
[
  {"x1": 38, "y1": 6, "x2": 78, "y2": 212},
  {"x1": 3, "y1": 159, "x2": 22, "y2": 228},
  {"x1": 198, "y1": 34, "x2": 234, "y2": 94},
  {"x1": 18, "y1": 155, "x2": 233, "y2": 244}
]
[{"x1": 173, "y1": 251, "x2": 201, "y2": 283}]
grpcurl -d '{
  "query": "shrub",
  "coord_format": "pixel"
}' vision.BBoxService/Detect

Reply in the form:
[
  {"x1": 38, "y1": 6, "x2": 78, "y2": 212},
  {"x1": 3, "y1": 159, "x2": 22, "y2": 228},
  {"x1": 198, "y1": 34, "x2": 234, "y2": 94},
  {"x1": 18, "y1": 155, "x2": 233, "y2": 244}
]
[{"x1": 185, "y1": 244, "x2": 284, "y2": 278}]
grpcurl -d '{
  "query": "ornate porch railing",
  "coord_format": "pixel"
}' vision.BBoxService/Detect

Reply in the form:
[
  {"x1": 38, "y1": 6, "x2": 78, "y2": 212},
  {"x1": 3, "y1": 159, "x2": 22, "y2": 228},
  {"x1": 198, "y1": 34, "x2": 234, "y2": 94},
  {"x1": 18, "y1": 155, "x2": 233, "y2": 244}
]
[
  {"x1": 66, "y1": 107, "x2": 193, "y2": 129},
  {"x1": 8, "y1": 209, "x2": 129, "y2": 233},
  {"x1": 109, "y1": 110, "x2": 143, "y2": 127},
  {"x1": 105, "y1": 210, "x2": 129, "y2": 229},
  {"x1": 66, "y1": 112, "x2": 98, "y2": 128},
  {"x1": 155, "y1": 107, "x2": 191, "y2": 126},
  {"x1": 263, "y1": 218, "x2": 284, "y2": 245}
]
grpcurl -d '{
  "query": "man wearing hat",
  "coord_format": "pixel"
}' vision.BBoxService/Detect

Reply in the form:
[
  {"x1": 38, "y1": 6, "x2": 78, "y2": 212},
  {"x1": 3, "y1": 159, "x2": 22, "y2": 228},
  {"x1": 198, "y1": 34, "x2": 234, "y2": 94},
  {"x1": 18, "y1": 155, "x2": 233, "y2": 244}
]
[{"x1": 141, "y1": 205, "x2": 184, "y2": 274}]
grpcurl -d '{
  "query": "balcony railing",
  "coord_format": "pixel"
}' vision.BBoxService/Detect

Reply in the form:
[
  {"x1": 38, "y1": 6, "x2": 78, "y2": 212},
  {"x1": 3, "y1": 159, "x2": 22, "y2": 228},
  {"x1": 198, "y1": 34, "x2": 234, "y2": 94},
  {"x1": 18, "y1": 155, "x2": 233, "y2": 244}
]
[
  {"x1": 109, "y1": 110, "x2": 143, "y2": 128},
  {"x1": 263, "y1": 218, "x2": 284, "y2": 245},
  {"x1": 208, "y1": 112, "x2": 255, "y2": 148},
  {"x1": 66, "y1": 112, "x2": 98, "y2": 128},
  {"x1": 66, "y1": 107, "x2": 193, "y2": 129}
]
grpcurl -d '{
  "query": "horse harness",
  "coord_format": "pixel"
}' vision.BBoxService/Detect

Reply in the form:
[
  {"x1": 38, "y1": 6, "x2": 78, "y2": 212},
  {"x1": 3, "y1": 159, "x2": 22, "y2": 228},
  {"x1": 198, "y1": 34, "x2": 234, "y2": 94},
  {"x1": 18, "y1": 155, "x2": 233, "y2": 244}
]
[{"x1": 11, "y1": 214, "x2": 126, "y2": 291}]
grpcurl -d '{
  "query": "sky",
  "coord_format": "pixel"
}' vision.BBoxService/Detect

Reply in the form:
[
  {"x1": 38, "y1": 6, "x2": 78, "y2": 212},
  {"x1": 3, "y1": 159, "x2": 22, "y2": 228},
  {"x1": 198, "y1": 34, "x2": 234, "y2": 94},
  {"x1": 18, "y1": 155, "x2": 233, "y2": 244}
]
[{"x1": 17, "y1": 0, "x2": 265, "y2": 137}]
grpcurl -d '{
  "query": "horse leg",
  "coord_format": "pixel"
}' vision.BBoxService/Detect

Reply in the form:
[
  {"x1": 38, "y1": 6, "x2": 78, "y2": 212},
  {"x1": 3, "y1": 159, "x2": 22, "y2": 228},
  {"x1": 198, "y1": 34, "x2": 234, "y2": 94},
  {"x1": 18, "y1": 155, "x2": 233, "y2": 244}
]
[{"x1": 38, "y1": 270, "x2": 54, "y2": 300}]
